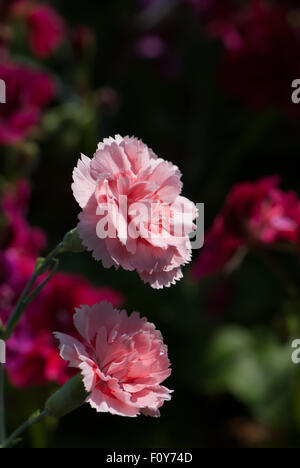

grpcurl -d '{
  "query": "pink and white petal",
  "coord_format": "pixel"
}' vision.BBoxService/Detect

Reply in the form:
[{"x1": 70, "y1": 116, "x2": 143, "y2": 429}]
[
  {"x1": 73, "y1": 306, "x2": 91, "y2": 341},
  {"x1": 77, "y1": 197, "x2": 117, "y2": 269},
  {"x1": 171, "y1": 196, "x2": 198, "y2": 236},
  {"x1": 53, "y1": 332, "x2": 87, "y2": 367},
  {"x1": 139, "y1": 267, "x2": 183, "y2": 289},
  {"x1": 132, "y1": 242, "x2": 174, "y2": 274},
  {"x1": 87, "y1": 388, "x2": 139, "y2": 417},
  {"x1": 105, "y1": 237, "x2": 135, "y2": 271},
  {"x1": 91, "y1": 141, "x2": 131, "y2": 179},
  {"x1": 72, "y1": 154, "x2": 96, "y2": 209},
  {"x1": 95, "y1": 326, "x2": 109, "y2": 363},
  {"x1": 140, "y1": 407, "x2": 160, "y2": 417},
  {"x1": 130, "y1": 385, "x2": 172, "y2": 409},
  {"x1": 117, "y1": 310, "x2": 147, "y2": 336},
  {"x1": 156, "y1": 175, "x2": 183, "y2": 204},
  {"x1": 97, "y1": 135, "x2": 123, "y2": 151},
  {"x1": 147, "y1": 160, "x2": 182, "y2": 203},
  {"x1": 122, "y1": 372, "x2": 171, "y2": 393},
  {"x1": 89, "y1": 302, "x2": 121, "y2": 342},
  {"x1": 128, "y1": 181, "x2": 158, "y2": 201},
  {"x1": 121, "y1": 136, "x2": 156, "y2": 174},
  {"x1": 78, "y1": 360, "x2": 97, "y2": 393}
]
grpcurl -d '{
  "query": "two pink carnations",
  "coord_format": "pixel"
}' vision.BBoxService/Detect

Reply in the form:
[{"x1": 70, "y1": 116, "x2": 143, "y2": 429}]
[{"x1": 53, "y1": 135, "x2": 198, "y2": 417}]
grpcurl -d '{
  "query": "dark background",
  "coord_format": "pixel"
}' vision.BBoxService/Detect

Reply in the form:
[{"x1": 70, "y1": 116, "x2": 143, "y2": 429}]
[{"x1": 4, "y1": 0, "x2": 300, "y2": 448}]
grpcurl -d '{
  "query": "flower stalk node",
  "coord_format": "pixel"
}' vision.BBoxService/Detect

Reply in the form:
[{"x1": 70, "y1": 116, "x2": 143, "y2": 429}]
[
  {"x1": 45, "y1": 374, "x2": 89, "y2": 419},
  {"x1": 61, "y1": 228, "x2": 86, "y2": 253}
]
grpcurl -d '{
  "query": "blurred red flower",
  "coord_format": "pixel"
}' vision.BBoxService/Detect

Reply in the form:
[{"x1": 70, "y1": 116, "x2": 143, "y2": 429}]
[
  {"x1": 1, "y1": 179, "x2": 46, "y2": 256},
  {"x1": 0, "y1": 62, "x2": 55, "y2": 145},
  {"x1": 26, "y1": 4, "x2": 66, "y2": 58},
  {"x1": 207, "y1": 0, "x2": 300, "y2": 113},
  {"x1": 10, "y1": 1, "x2": 66, "y2": 58},
  {"x1": 192, "y1": 176, "x2": 300, "y2": 279},
  {"x1": 185, "y1": 0, "x2": 300, "y2": 114}
]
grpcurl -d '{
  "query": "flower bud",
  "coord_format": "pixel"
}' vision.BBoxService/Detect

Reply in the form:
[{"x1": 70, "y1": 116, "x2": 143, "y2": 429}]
[
  {"x1": 72, "y1": 26, "x2": 95, "y2": 57},
  {"x1": 45, "y1": 374, "x2": 89, "y2": 419},
  {"x1": 62, "y1": 228, "x2": 85, "y2": 253}
]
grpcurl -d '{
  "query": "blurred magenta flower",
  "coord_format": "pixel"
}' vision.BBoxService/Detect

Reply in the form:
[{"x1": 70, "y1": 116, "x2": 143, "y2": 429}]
[
  {"x1": 192, "y1": 176, "x2": 300, "y2": 279},
  {"x1": 12, "y1": 1, "x2": 66, "y2": 58},
  {"x1": 55, "y1": 302, "x2": 172, "y2": 417},
  {"x1": 1, "y1": 179, "x2": 46, "y2": 256},
  {"x1": 73, "y1": 135, "x2": 198, "y2": 289},
  {"x1": 0, "y1": 179, "x2": 46, "y2": 322},
  {"x1": 0, "y1": 250, "x2": 36, "y2": 320},
  {"x1": 136, "y1": 35, "x2": 167, "y2": 59},
  {"x1": 134, "y1": 33, "x2": 179, "y2": 78},
  {"x1": 0, "y1": 62, "x2": 56, "y2": 145},
  {"x1": 26, "y1": 4, "x2": 66, "y2": 58},
  {"x1": 204, "y1": 0, "x2": 300, "y2": 113},
  {"x1": 98, "y1": 87, "x2": 120, "y2": 115}
]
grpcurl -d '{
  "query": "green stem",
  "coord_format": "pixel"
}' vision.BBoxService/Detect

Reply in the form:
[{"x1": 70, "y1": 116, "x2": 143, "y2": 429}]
[
  {"x1": 3, "y1": 243, "x2": 64, "y2": 340},
  {"x1": 21, "y1": 260, "x2": 59, "y2": 311},
  {"x1": 1, "y1": 410, "x2": 48, "y2": 449},
  {"x1": 0, "y1": 228, "x2": 83, "y2": 449},
  {"x1": 0, "y1": 364, "x2": 5, "y2": 445}
]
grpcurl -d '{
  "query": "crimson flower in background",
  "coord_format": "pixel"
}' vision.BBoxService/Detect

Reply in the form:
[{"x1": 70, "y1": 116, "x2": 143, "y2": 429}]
[
  {"x1": 11, "y1": 1, "x2": 66, "y2": 58},
  {"x1": 0, "y1": 178, "x2": 47, "y2": 326},
  {"x1": 186, "y1": 0, "x2": 300, "y2": 115},
  {"x1": 0, "y1": 62, "x2": 55, "y2": 145},
  {"x1": 192, "y1": 176, "x2": 300, "y2": 280},
  {"x1": 211, "y1": 0, "x2": 300, "y2": 114},
  {"x1": 0, "y1": 179, "x2": 46, "y2": 333},
  {"x1": 0, "y1": 180, "x2": 125, "y2": 388},
  {"x1": 1, "y1": 179, "x2": 46, "y2": 256},
  {"x1": 25, "y1": 4, "x2": 66, "y2": 58},
  {"x1": 136, "y1": 35, "x2": 167, "y2": 60}
]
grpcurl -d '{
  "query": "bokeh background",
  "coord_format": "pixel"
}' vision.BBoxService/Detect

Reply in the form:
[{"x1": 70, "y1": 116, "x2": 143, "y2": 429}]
[{"x1": 2, "y1": 0, "x2": 300, "y2": 448}]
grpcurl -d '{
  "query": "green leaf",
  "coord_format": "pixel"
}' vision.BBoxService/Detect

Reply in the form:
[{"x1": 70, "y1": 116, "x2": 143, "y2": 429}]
[{"x1": 202, "y1": 326, "x2": 296, "y2": 424}]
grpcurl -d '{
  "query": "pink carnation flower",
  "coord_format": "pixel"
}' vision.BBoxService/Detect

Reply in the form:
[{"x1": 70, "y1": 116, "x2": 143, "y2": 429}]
[
  {"x1": 55, "y1": 302, "x2": 172, "y2": 417},
  {"x1": 73, "y1": 135, "x2": 197, "y2": 288}
]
